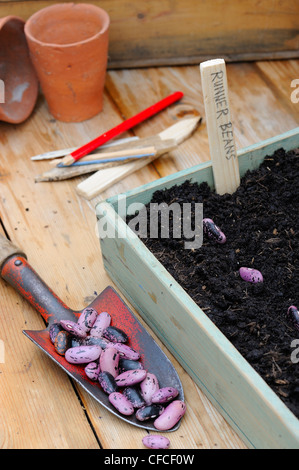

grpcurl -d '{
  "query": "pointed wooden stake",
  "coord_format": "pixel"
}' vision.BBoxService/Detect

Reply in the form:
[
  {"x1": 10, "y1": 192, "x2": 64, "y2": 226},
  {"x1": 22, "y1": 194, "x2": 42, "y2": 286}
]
[
  {"x1": 76, "y1": 116, "x2": 201, "y2": 200},
  {"x1": 200, "y1": 59, "x2": 240, "y2": 194}
]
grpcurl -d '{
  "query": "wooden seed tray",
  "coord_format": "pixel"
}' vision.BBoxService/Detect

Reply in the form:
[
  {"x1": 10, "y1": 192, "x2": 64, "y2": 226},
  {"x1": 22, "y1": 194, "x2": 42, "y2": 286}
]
[{"x1": 96, "y1": 127, "x2": 299, "y2": 449}]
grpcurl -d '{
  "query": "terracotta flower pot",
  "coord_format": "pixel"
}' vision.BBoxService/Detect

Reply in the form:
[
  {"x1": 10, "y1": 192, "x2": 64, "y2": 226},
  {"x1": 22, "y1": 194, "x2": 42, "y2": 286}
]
[
  {"x1": 24, "y1": 3, "x2": 110, "y2": 122},
  {"x1": 0, "y1": 16, "x2": 38, "y2": 124}
]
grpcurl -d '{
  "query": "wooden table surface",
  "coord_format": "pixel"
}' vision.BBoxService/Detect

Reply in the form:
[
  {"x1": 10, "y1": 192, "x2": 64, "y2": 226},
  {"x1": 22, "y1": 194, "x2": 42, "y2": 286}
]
[{"x1": 0, "y1": 59, "x2": 298, "y2": 450}]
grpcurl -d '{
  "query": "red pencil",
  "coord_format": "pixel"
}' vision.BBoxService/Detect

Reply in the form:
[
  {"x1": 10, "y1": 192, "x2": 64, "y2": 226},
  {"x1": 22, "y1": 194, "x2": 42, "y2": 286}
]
[{"x1": 60, "y1": 91, "x2": 184, "y2": 166}]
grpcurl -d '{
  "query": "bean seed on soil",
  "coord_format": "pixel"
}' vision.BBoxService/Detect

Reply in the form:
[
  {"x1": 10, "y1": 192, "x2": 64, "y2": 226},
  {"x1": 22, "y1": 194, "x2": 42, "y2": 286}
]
[
  {"x1": 287, "y1": 305, "x2": 299, "y2": 331},
  {"x1": 203, "y1": 218, "x2": 226, "y2": 244},
  {"x1": 239, "y1": 267, "x2": 263, "y2": 284}
]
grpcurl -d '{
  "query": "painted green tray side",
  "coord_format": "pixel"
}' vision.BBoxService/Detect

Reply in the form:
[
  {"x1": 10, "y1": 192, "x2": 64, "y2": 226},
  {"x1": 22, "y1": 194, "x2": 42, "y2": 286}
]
[{"x1": 96, "y1": 127, "x2": 299, "y2": 449}]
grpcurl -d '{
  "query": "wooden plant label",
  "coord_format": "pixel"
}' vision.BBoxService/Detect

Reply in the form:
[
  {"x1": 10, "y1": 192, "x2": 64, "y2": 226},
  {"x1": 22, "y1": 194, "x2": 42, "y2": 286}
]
[{"x1": 200, "y1": 58, "x2": 240, "y2": 195}]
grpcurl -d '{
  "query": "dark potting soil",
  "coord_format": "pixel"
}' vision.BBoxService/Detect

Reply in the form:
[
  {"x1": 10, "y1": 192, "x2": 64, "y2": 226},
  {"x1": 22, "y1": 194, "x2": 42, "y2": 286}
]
[{"x1": 127, "y1": 148, "x2": 299, "y2": 419}]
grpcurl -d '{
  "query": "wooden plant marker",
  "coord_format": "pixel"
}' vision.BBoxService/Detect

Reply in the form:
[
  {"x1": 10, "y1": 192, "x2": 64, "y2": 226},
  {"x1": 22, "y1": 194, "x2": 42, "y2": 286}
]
[
  {"x1": 76, "y1": 116, "x2": 201, "y2": 200},
  {"x1": 35, "y1": 139, "x2": 176, "y2": 183},
  {"x1": 200, "y1": 59, "x2": 240, "y2": 194},
  {"x1": 47, "y1": 146, "x2": 157, "y2": 166},
  {"x1": 75, "y1": 139, "x2": 177, "y2": 199}
]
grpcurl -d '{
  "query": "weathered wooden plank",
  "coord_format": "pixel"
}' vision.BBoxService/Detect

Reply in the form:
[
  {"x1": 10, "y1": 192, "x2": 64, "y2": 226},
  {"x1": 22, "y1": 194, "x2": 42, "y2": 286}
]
[
  {"x1": 255, "y1": 59, "x2": 299, "y2": 118},
  {"x1": 0, "y1": 227, "x2": 101, "y2": 449},
  {"x1": 0, "y1": 0, "x2": 298, "y2": 67}
]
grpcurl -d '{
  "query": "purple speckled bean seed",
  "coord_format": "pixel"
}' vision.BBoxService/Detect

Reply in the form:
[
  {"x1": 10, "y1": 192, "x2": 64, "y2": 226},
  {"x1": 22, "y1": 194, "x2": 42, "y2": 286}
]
[
  {"x1": 106, "y1": 342, "x2": 140, "y2": 360},
  {"x1": 98, "y1": 371, "x2": 119, "y2": 394},
  {"x1": 54, "y1": 330, "x2": 72, "y2": 355},
  {"x1": 118, "y1": 358, "x2": 144, "y2": 373},
  {"x1": 65, "y1": 345, "x2": 102, "y2": 364},
  {"x1": 71, "y1": 337, "x2": 84, "y2": 348},
  {"x1": 99, "y1": 346, "x2": 120, "y2": 378},
  {"x1": 77, "y1": 307, "x2": 98, "y2": 333},
  {"x1": 49, "y1": 322, "x2": 64, "y2": 344},
  {"x1": 89, "y1": 311, "x2": 111, "y2": 338},
  {"x1": 115, "y1": 368, "x2": 147, "y2": 387},
  {"x1": 151, "y1": 387, "x2": 179, "y2": 404},
  {"x1": 142, "y1": 435, "x2": 170, "y2": 449},
  {"x1": 239, "y1": 267, "x2": 263, "y2": 284},
  {"x1": 203, "y1": 218, "x2": 226, "y2": 244},
  {"x1": 85, "y1": 361, "x2": 100, "y2": 381},
  {"x1": 135, "y1": 404, "x2": 164, "y2": 421},
  {"x1": 108, "y1": 392, "x2": 134, "y2": 416},
  {"x1": 287, "y1": 305, "x2": 299, "y2": 331},
  {"x1": 60, "y1": 320, "x2": 87, "y2": 338},
  {"x1": 123, "y1": 386, "x2": 145, "y2": 408},
  {"x1": 103, "y1": 326, "x2": 128, "y2": 343},
  {"x1": 84, "y1": 335, "x2": 111, "y2": 349},
  {"x1": 140, "y1": 372, "x2": 159, "y2": 405},
  {"x1": 154, "y1": 400, "x2": 186, "y2": 431}
]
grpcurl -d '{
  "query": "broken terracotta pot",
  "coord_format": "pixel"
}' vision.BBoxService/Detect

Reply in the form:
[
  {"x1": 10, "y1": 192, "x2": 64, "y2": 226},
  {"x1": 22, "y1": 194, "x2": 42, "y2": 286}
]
[
  {"x1": 0, "y1": 16, "x2": 39, "y2": 124},
  {"x1": 24, "y1": 3, "x2": 110, "y2": 122}
]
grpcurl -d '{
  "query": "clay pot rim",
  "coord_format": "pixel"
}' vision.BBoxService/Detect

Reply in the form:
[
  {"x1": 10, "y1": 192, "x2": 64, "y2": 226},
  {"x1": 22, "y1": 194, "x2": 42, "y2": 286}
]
[
  {"x1": 0, "y1": 15, "x2": 25, "y2": 29},
  {"x1": 24, "y1": 3, "x2": 110, "y2": 49}
]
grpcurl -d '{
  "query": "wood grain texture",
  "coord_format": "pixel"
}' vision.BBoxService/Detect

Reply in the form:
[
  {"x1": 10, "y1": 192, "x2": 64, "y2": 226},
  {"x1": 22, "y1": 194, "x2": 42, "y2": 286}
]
[
  {"x1": 0, "y1": 0, "x2": 298, "y2": 67},
  {"x1": 0, "y1": 231, "x2": 100, "y2": 449},
  {"x1": 0, "y1": 58, "x2": 298, "y2": 449}
]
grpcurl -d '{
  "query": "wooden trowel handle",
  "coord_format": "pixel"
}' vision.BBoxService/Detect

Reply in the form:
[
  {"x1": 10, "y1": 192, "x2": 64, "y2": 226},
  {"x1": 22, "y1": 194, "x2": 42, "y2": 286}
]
[
  {"x1": 0, "y1": 233, "x2": 27, "y2": 270},
  {"x1": 0, "y1": 233, "x2": 72, "y2": 324}
]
